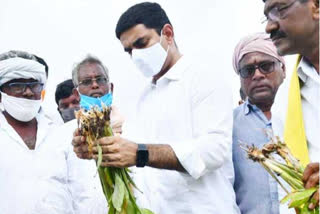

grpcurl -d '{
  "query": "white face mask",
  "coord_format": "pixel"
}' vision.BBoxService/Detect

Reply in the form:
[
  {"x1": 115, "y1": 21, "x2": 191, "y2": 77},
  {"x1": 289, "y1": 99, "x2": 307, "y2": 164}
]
[
  {"x1": 0, "y1": 92, "x2": 41, "y2": 122},
  {"x1": 131, "y1": 33, "x2": 169, "y2": 78}
]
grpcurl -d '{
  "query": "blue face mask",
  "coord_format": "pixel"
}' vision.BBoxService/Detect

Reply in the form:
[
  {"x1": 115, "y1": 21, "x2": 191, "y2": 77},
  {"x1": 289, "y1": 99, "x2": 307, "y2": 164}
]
[{"x1": 79, "y1": 92, "x2": 113, "y2": 111}]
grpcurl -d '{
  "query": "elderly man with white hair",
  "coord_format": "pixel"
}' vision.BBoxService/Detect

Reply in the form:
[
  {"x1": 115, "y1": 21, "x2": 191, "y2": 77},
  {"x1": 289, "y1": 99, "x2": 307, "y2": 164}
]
[{"x1": 0, "y1": 50, "x2": 105, "y2": 214}]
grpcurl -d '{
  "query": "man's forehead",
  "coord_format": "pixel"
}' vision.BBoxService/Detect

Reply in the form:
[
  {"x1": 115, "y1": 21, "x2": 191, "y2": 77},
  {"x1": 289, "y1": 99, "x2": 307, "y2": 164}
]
[
  {"x1": 78, "y1": 63, "x2": 105, "y2": 78},
  {"x1": 120, "y1": 24, "x2": 154, "y2": 47},
  {"x1": 265, "y1": 0, "x2": 289, "y2": 9},
  {"x1": 59, "y1": 94, "x2": 78, "y2": 105},
  {"x1": 240, "y1": 52, "x2": 277, "y2": 65},
  {"x1": 5, "y1": 78, "x2": 37, "y2": 84}
]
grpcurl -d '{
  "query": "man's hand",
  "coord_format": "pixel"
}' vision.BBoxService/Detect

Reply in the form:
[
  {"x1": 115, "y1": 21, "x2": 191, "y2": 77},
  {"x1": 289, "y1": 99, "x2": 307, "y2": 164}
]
[
  {"x1": 92, "y1": 136, "x2": 138, "y2": 168},
  {"x1": 110, "y1": 105, "x2": 125, "y2": 135},
  {"x1": 71, "y1": 128, "x2": 93, "y2": 159},
  {"x1": 302, "y1": 162, "x2": 319, "y2": 210}
]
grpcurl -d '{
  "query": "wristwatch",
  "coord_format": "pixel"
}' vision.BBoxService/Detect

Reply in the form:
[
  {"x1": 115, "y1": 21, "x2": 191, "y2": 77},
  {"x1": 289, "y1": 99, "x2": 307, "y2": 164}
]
[{"x1": 136, "y1": 144, "x2": 149, "y2": 167}]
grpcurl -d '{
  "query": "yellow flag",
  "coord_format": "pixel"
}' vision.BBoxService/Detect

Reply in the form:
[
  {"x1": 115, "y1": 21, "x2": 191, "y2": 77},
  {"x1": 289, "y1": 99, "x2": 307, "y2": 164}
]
[{"x1": 284, "y1": 55, "x2": 310, "y2": 167}]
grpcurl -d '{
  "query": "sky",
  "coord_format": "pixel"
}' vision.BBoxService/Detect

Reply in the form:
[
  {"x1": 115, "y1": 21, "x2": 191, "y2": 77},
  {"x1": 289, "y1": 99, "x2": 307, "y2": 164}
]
[{"x1": 0, "y1": 0, "x2": 295, "y2": 121}]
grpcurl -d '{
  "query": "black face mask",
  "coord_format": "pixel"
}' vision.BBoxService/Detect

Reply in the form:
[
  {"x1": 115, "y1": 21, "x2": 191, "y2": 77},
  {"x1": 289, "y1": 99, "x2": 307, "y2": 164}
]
[{"x1": 60, "y1": 106, "x2": 80, "y2": 123}]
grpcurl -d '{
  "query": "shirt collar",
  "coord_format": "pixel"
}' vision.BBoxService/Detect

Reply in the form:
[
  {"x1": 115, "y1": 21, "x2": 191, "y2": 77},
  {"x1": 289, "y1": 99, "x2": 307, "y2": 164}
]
[
  {"x1": 161, "y1": 55, "x2": 189, "y2": 81},
  {"x1": 297, "y1": 57, "x2": 319, "y2": 84},
  {"x1": 243, "y1": 99, "x2": 260, "y2": 115}
]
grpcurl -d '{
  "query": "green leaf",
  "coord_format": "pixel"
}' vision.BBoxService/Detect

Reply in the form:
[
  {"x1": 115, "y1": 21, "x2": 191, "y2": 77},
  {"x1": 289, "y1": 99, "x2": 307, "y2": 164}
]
[
  {"x1": 97, "y1": 144, "x2": 103, "y2": 168},
  {"x1": 104, "y1": 167, "x2": 115, "y2": 188},
  {"x1": 108, "y1": 203, "x2": 115, "y2": 214},
  {"x1": 140, "y1": 208, "x2": 154, "y2": 214},
  {"x1": 123, "y1": 199, "x2": 136, "y2": 214},
  {"x1": 112, "y1": 173, "x2": 126, "y2": 212},
  {"x1": 281, "y1": 187, "x2": 317, "y2": 205},
  {"x1": 289, "y1": 196, "x2": 309, "y2": 208}
]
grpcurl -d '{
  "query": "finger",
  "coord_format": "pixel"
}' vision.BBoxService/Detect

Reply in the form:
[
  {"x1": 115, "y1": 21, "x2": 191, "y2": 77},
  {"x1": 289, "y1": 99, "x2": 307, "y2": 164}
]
[
  {"x1": 72, "y1": 136, "x2": 83, "y2": 146},
  {"x1": 308, "y1": 189, "x2": 319, "y2": 210},
  {"x1": 94, "y1": 136, "x2": 120, "y2": 146},
  {"x1": 73, "y1": 128, "x2": 80, "y2": 137},
  {"x1": 93, "y1": 153, "x2": 120, "y2": 162},
  {"x1": 101, "y1": 160, "x2": 126, "y2": 168},
  {"x1": 112, "y1": 127, "x2": 122, "y2": 135},
  {"x1": 303, "y1": 162, "x2": 319, "y2": 183},
  {"x1": 305, "y1": 173, "x2": 319, "y2": 189},
  {"x1": 73, "y1": 144, "x2": 89, "y2": 154},
  {"x1": 77, "y1": 152, "x2": 92, "y2": 160},
  {"x1": 92, "y1": 144, "x2": 119, "y2": 154}
]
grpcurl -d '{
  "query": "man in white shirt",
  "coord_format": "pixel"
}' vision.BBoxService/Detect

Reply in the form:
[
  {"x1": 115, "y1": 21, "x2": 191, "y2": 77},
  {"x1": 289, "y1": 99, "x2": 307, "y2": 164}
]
[
  {"x1": 263, "y1": 0, "x2": 319, "y2": 211},
  {"x1": 72, "y1": 2, "x2": 239, "y2": 213},
  {"x1": 0, "y1": 50, "x2": 92, "y2": 214}
]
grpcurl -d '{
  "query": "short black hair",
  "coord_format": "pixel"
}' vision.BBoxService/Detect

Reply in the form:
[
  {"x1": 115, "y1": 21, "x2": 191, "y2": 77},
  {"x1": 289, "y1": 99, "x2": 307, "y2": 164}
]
[
  {"x1": 115, "y1": 2, "x2": 172, "y2": 39},
  {"x1": 263, "y1": 0, "x2": 313, "y2": 3},
  {"x1": 33, "y1": 54, "x2": 49, "y2": 77},
  {"x1": 55, "y1": 79, "x2": 75, "y2": 105},
  {"x1": 240, "y1": 88, "x2": 246, "y2": 100}
]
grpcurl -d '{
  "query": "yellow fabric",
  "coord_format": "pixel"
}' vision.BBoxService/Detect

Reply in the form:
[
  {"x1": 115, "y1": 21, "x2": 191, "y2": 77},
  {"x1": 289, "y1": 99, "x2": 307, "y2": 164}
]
[{"x1": 284, "y1": 55, "x2": 310, "y2": 167}]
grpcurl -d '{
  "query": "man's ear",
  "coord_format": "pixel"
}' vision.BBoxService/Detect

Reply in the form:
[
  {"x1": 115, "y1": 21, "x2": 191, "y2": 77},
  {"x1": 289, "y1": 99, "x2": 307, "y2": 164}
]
[
  {"x1": 312, "y1": 0, "x2": 319, "y2": 20},
  {"x1": 162, "y1": 24, "x2": 174, "y2": 45},
  {"x1": 72, "y1": 88, "x2": 79, "y2": 97},
  {"x1": 281, "y1": 63, "x2": 286, "y2": 79},
  {"x1": 110, "y1": 82, "x2": 114, "y2": 94}
]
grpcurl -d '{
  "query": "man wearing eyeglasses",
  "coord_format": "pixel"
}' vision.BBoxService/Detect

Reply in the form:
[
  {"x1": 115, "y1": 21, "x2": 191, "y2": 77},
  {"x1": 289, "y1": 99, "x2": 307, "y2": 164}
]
[
  {"x1": 56, "y1": 55, "x2": 125, "y2": 213},
  {"x1": 263, "y1": 0, "x2": 319, "y2": 212},
  {"x1": 0, "y1": 50, "x2": 86, "y2": 213},
  {"x1": 232, "y1": 33, "x2": 286, "y2": 214},
  {"x1": 70, "y1": 55, "x2": 124, "y2": 135}
]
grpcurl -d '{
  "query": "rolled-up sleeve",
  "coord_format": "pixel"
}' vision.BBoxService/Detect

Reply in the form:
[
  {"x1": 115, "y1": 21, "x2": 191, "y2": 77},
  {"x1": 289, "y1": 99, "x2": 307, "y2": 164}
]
[{"x1": 171, "y1": 69, "x2": 233, "y2": 179}]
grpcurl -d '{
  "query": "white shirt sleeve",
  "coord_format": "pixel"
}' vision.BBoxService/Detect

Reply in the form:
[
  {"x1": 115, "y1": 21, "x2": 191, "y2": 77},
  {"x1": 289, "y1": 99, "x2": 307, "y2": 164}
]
[{"x1": 171, "y1": 68, "x2": 233, "y2": 179}]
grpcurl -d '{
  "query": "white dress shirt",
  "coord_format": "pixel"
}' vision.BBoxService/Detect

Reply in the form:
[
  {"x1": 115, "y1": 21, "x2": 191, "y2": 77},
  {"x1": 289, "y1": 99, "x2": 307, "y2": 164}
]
[
  {"x1": 272, "y1": 57, "x2": 320, "y2": 214},
  {"x1": 0, "y1": 111, "x2": 106, "y2": 214},
  {"x1": 123, "y1": 56, "x2": 240, "y2": 214}
]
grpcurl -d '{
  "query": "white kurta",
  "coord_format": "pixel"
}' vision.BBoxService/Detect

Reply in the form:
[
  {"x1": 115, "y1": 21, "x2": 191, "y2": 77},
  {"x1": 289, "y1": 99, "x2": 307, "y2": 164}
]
[
  {"x1": 272, "y1": 57, "x2": 320, "y2": 214},
  {"x1": 0, "y1": 111, "x2": 106, "y2": 214},
  {"x1": 123, "y1": 56, "x2": 240, "y2": 214}
]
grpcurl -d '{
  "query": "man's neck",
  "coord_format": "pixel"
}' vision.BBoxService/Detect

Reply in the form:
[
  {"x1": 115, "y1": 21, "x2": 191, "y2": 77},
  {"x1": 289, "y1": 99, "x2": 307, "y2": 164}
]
[
  {"x1": 303, "y1": 38, "x2": 319, "y2": 73},
  {"x1": 3, "y1": 111, "x2": 38, "y2": 149},
  {"x1": 250, "y1": 100, "x2": 273, "y2": 120}
]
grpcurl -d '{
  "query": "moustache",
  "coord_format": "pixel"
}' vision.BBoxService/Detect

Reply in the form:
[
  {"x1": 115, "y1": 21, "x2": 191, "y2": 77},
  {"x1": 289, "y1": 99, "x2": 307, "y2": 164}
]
[{"x1": 270, "y1": 30, "x2": 286, "y2": 40}]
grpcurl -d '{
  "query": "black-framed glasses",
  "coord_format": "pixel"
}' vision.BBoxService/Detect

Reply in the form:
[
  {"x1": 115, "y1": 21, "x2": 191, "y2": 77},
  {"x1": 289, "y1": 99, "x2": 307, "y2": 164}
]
[
  {"x1": 3, "y1": 82, "x2": 44, "y2": 94},
  {"x1": 262, "y1": 0, "x2": 298, "y2": 24},
  {"x1": 239, "y1": 61, "x2": 281, "y2": 79},
  {"x1": 78, "y1": 76, "x2": 108, "y2": 87}
]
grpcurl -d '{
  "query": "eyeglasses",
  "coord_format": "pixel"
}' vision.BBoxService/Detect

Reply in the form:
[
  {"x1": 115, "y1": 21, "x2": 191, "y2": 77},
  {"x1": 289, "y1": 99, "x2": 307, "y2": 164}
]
[
  {"x1": 262, "y1": 0, "x2": 298, "y2": 23},
  {"x1": 239, "y1": 61, "x2": 281, "y2": 79},
  {"x1": 78, "y1": 76, "x2": 108, "y2": 87},
  {"x1": 2, "y1": 82, "x2": 44, "y2": 94}
]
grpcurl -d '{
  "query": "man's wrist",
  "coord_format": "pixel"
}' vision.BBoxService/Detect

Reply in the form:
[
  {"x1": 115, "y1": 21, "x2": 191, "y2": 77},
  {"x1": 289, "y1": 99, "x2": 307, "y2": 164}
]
[{"x1": 136, "y1": 144, "x2": 149, "y2": 167}]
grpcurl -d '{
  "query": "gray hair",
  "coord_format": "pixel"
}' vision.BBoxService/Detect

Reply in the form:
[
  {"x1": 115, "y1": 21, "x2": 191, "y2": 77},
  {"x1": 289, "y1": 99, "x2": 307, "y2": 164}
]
[
  {"x1": 0, "y1": 50, "x2": 37, "y2": 61},
  {"x1": 72, "y1": 55, "x2": 109, "y2": 87}
]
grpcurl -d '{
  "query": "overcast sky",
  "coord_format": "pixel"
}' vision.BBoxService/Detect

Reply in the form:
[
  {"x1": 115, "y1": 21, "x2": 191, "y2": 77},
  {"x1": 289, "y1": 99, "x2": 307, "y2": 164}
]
[{"x1": 1, "y1": 0, "x2": 295, "y2": 121}]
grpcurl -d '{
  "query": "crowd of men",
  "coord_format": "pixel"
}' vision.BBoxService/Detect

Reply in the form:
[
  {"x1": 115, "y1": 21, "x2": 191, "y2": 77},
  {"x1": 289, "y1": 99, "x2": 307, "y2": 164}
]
[{"x1": 0, "y1": 0, "x2": 318, "y2": 214}]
